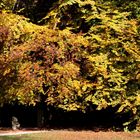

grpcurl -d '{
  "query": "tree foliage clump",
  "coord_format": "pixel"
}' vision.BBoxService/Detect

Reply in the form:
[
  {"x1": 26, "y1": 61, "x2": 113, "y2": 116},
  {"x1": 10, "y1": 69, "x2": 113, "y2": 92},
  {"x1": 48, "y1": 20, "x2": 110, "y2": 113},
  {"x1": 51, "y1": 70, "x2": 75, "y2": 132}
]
[{"x1": 0, "y1": 0, "x2": 140, "y2": 130}]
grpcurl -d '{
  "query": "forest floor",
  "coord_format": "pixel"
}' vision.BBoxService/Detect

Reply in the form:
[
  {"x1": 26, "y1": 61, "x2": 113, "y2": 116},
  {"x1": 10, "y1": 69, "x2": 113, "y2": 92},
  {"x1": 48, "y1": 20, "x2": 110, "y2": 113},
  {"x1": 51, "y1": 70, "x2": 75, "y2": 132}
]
[{"x1": 0, "y1": 128, "x2": 140, "y2": 140}]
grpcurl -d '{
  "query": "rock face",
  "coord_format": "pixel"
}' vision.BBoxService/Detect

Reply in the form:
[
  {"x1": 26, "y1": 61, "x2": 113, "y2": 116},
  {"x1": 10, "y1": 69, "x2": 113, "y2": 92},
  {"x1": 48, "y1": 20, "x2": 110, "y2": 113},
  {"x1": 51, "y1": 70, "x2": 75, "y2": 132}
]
[{"x1": 12, "y1": 116, "x2": 20, "y2": 130}]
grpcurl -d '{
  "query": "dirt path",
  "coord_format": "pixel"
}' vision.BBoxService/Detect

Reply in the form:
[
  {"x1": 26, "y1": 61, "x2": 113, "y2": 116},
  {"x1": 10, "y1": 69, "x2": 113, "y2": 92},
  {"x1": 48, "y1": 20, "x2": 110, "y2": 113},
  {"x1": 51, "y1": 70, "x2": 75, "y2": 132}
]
[
  {"x1": 0, "y1": 129, "x2": 140, "y2": 140},
  {"x1": 0, "y1": 130, "x2": 46, "y2": 136}
]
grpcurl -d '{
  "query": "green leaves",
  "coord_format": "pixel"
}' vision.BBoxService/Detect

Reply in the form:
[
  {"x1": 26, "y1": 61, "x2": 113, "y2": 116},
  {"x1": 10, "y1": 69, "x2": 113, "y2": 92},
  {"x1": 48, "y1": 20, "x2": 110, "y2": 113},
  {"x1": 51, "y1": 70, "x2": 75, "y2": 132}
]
[{"x1": 0, "y1": 0, "x2": 15, "y2": 11}]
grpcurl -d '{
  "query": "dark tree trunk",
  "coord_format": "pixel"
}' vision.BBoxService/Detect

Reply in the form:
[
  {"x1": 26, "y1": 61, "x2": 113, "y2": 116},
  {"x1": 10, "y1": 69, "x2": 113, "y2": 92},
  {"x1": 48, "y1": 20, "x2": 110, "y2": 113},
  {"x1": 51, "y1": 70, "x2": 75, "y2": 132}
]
[{"x1": 37, "y1": 103, "x2": 44, "y2": 128}]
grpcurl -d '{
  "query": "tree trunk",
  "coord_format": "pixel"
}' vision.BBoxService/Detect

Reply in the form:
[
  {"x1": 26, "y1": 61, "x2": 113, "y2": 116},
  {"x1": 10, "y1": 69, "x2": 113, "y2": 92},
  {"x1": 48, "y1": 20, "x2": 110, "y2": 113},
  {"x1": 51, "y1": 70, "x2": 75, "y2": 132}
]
[{"x1": 37, "y1": 104, "x2": 44, "y2": 128}]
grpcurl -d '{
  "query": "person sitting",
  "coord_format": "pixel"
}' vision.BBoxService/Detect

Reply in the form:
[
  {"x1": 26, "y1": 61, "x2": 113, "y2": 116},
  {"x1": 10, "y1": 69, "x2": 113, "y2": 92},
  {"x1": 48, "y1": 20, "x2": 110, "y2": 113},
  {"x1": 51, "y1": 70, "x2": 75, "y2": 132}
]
[{"x1": 12, "y1": 116, "x2": 20, "y2": 130}]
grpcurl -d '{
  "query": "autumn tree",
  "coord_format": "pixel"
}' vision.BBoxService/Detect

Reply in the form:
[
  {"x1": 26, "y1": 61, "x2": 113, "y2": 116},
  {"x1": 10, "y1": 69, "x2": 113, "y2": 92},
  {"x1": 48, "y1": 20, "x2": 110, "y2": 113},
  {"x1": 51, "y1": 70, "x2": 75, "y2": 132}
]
[{"x1": 0, "y1": 0, "x2": 140, "y2": 130}]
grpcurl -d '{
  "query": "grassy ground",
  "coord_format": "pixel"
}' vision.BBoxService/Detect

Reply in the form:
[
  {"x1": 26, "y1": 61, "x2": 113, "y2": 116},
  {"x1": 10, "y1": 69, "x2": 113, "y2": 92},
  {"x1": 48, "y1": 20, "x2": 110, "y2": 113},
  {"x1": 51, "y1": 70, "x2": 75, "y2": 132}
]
[{"x1": 0, "y1": 130, "x2": 140, "y2": 140}]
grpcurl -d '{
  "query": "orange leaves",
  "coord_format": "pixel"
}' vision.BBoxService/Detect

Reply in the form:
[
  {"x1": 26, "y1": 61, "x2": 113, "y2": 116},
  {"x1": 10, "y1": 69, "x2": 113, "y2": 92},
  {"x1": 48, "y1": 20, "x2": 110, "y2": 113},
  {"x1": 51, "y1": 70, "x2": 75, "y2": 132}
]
[
  {"x1": 0, "y1": 13, "x2": 89, "y2": 106},
  {"x1": 18, "y1": 62, "x2": 32, "y2": 80},
  {"x1": 0, "y1": 25, "x2": 9, "y2": 43}
]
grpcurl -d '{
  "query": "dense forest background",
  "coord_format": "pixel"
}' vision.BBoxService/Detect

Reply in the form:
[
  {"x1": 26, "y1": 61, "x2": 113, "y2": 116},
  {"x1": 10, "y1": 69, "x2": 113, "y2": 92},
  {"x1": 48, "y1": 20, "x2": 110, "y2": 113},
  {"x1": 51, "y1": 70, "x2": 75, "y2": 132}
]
[{"x1": 0, "y1": 0, "x2": 140, "y2": 131}]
